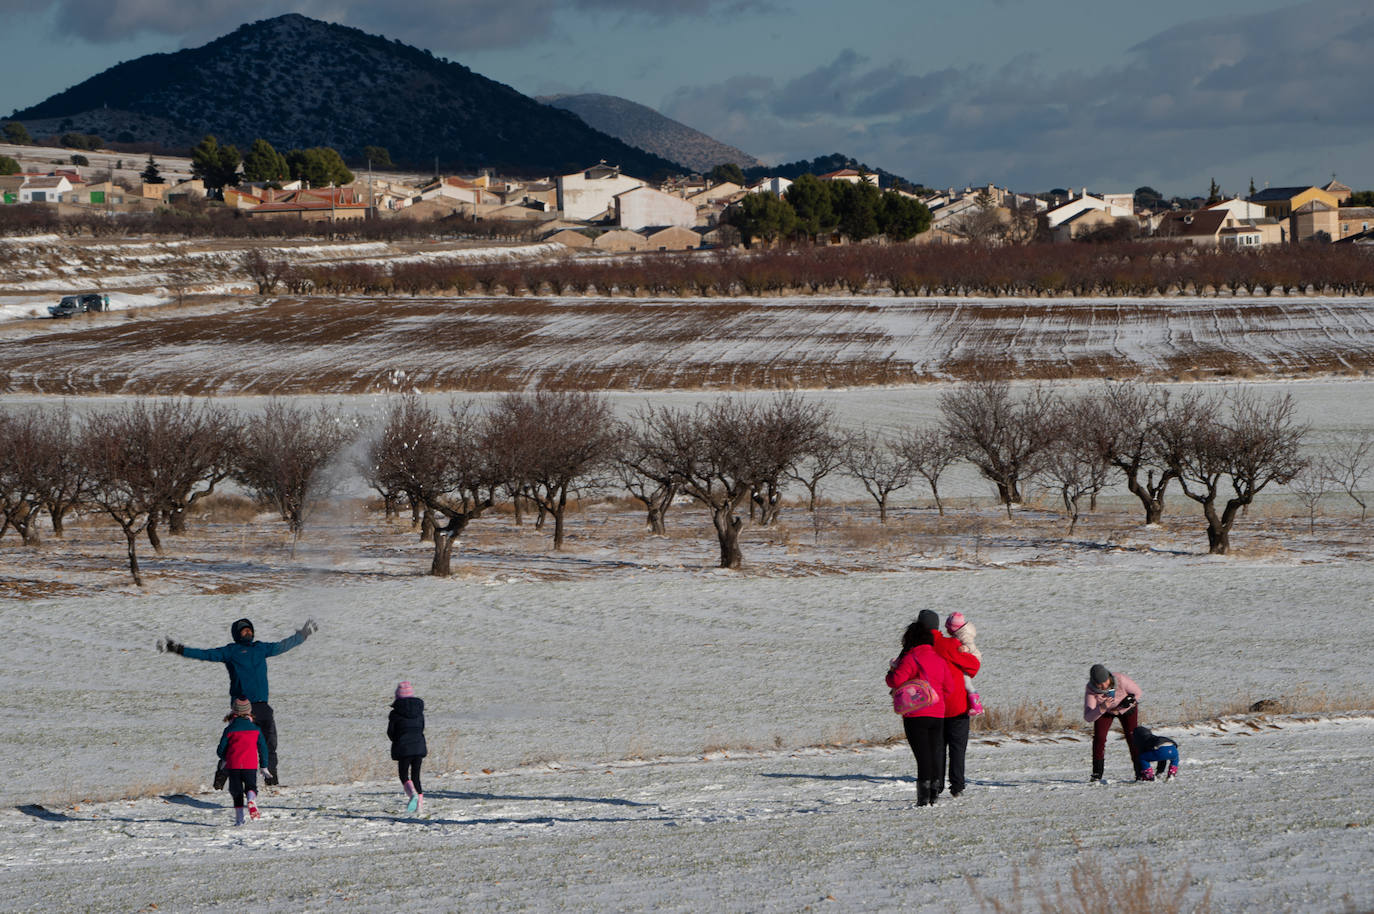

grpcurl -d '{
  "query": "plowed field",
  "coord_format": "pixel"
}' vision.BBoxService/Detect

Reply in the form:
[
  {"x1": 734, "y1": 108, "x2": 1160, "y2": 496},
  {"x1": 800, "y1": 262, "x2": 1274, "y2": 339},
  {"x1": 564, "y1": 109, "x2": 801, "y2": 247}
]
[{"x1": 3, "y1": 294, "x2": 1374, "y2": 394}]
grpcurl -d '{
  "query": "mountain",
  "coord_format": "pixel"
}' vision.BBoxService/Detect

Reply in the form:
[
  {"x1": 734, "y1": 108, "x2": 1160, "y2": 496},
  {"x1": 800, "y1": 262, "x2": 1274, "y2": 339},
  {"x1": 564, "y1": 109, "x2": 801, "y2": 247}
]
[
  {"x1": 10, "y1": 14, "x2": 681, "y2": 176},
  {"x1": 540, "y1": 93, "x2": 762, "y2": 174}
]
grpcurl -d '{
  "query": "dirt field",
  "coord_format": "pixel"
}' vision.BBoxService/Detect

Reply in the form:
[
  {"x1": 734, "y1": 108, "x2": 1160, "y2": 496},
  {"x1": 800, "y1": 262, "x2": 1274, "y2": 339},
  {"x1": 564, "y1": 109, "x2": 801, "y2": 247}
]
[{"x1": 3, "y1": 293, "x2": 1374, "y2": 394}]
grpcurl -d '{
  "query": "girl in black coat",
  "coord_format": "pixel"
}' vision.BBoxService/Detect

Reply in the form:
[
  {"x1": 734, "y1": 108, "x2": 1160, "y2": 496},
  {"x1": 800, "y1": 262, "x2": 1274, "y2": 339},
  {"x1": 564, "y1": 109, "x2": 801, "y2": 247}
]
[{"x1": 388, "y1": 681, "x2": 428, "y2": 814}]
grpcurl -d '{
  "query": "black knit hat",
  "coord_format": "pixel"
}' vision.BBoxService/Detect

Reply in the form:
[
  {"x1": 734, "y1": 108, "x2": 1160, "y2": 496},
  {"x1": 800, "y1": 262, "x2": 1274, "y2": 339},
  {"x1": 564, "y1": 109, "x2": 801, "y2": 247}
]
[
  {"x1": 917, "y1": 609, "x2": 940, "y2": 631},
  {"x1": 1090, "y1": 664, "x2": 1111, "y2": 686}
]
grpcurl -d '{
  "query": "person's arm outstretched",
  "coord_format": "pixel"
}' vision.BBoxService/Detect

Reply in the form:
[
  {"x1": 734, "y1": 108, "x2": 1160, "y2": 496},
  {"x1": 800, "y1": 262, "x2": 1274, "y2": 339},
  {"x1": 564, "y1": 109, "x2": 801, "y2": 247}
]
[
  {"x1": 158, "y1": 636, "x2": 228, "y2": 663},
  {"x1": 262, "y1": 619, "x2": 319, "y2": 658}
]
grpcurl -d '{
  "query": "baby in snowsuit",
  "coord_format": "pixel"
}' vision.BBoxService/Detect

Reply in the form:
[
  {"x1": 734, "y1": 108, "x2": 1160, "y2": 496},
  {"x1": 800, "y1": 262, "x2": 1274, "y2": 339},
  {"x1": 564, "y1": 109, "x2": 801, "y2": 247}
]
[
  {"x1": 945, "y1": 612, "x2": 984, "y2": 715},
  {"x1": 1132, "y1": 725, "x2": 1180, "y2": 781}
]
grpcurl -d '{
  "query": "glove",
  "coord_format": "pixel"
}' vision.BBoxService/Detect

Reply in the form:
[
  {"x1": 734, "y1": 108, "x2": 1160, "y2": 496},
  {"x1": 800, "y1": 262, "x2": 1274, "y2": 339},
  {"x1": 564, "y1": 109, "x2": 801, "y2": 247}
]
[
  {"x1": 297, "y1": 618, "x2": 318, "y2": 640},
  {"x1": 158, "y1": 636, "x2": 184, "y2": 655}
]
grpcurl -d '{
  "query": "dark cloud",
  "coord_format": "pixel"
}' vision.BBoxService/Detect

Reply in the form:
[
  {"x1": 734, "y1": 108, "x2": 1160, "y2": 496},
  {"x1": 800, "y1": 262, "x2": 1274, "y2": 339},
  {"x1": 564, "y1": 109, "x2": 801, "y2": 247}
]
[
  {"x1": 662, "y1": 0, "x2": 1374, "y2": 192},
  {"x1": 5, "y1": 0, "x2": 765, "y2": 48}
]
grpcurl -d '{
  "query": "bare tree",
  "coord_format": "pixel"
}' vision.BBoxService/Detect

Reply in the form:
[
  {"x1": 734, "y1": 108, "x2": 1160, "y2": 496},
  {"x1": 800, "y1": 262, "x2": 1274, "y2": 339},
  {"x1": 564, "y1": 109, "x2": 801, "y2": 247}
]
[
  {"x1": 946, "y1": 190, "x2": 1006, "y2": 245},
  {"x1": 845, "y1": 430, "x2": 913, "y2": 524},
  {"x1": 1288, "y1": 453, "x2": 1332, "y2": 534},
  {"x1": 1160, "y1": 390, "x2": 1307, "y2": 554},
  {"x1": 785, "y1": 427, "x2": 850, "y2": 512},
  {"x1": 28, "y1": 405, "x2": 90, "y2": 537},
  {"x1": 80, "y1": 404, "x2": 171, "y2": 585},
  {"x1": 234, "y1": 402, "x2": 351, "y2": 549},
  {"x1": 486, "y1": 391, "x2": 617, "y2": 550},
  {"x1": 941, "y1": 380, "x2": 1058, "y2": 516},
  {"x1": 748, "y1": 393, "x2": 833, "y2": 526},
  {"x1": 150, "y1": 401, "x2": 240, "y2": 540},
  {"x1": 902, "y1": 426, "x2": 960, "y2": 515},
  {"x1": 1038, "y1": 399, "x2": 1110, "y2": 535},
  {"x1": 616, "y1": 416, "x2": 678, "y2": 536},
  {"x1": 241, "y1": 249, "x2": 290, "y2": 295},
  {"x1": 1081, "y1": 382, "x2": 1178, "y2": 526},
  {"x1": 0, "y1": 409, "x2": 45, "y2": 545},
  {"x1": 368, "y1": 395, "x2": 497, "y2": 577},
  {"x1": 1324, "y1": 432, "x2": 1373, "y2": 521},
  {"x1": 635, "y1": 396, "x2": 810, "y2": 569}
]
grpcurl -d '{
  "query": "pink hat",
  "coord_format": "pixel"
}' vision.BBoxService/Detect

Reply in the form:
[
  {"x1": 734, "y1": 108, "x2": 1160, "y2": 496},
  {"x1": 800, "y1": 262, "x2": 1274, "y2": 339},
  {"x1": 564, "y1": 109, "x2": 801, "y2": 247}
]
[
  {"x1": 945, "y1": 612, "x2": 967, "y2": 635},
  {"x1": 395, "y1": 681, "x2": 414, "y2": 699}
]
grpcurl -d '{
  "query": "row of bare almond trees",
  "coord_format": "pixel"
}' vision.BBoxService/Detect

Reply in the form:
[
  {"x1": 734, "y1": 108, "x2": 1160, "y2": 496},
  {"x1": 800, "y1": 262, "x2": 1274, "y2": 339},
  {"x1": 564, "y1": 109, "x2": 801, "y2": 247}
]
[
  {"x1": 2, "y1": 385, "x2": 1365, "y2": 583},
  {"x1": 0, "y1": 400, "x2": 350, "y2": 585}
]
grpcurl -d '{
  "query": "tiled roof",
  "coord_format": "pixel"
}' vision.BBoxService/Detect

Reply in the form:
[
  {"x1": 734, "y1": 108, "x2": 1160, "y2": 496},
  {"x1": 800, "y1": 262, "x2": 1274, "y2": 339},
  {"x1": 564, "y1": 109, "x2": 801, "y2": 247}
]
[{"x1": 1248, "y1": 186, "x2": 1318, "y2": 202}]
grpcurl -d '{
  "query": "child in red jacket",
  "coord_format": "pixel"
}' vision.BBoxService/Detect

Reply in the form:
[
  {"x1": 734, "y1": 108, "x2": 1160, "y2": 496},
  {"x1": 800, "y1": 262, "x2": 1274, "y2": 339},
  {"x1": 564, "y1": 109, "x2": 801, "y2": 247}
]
[{"x1": 218, "y1": 697, "x2": 269, "y2": 826}]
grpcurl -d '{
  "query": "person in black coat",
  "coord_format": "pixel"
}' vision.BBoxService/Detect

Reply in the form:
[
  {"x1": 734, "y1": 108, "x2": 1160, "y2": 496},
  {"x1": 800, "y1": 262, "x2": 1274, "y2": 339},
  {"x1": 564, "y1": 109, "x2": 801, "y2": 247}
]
[{"x1": 388, "y1": 681, "x2": 428, "y2": 814}]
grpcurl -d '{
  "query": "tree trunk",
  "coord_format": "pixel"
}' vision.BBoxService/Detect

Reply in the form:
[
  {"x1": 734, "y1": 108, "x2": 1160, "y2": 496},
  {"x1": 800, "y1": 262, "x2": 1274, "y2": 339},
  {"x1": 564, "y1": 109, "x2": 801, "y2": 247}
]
[
  {"x1": 647, "y1": 502, "x2": 667, "y2": 536},
  {"x1": 1124, "y1": 473, "x2": 1167, "y2": 525},
  {"x1": 552, "y1": 487, "x2": 568, "y2": 551},
  {"x1": 49, "y1": 507, "x2": 65, "y2": 538},
  {"x1": 168, "y1": 505, "x2": 187, "y2": 535},
  {"x1": 712, "y1": 506, "x2": 744, "y2": 569},
  {"x1": 805, "y1": 481, "x2": 819, "y2": 513},
  {"x1": 877, "y1": 496, "x2": 888, "y2": 525},
  {"x1": 124, "y1": 527, "x2": 143, "y2": 587},
  {"x1": 420, "y1": 508, "x2": 435, "y2": 543},
  {"x1": 430, "y1": 528, "x2": 457, "y2": 577},
  {"x1": 931, "y1": 482, "x2": 944, "y2": 516},
  {"x1": 147, "y1": 514, "x2": 163, "y2": 553}
]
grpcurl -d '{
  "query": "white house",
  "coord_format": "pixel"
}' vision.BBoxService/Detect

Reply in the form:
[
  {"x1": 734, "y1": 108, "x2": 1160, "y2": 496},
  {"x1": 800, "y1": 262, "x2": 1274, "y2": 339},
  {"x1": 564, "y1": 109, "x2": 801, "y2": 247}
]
[
  {"x1": 18, "y1": 175, "x2": 73, "y2": 203},
  {"x1": 615, "y1": 185, "x2": 696, "y2": 230},
  {"x1": 1206, "y1": 198, "x2": 1267, "y2": 222},
  {"x1": 1045, "y1": 190, "x2": 1134, "y2": 229},
  {"x1": 557, "y1": 163, "x2": 644, "y2": 222},
  {"x1": 747, "y1": 177, "x2": 793, "y2": 197}
]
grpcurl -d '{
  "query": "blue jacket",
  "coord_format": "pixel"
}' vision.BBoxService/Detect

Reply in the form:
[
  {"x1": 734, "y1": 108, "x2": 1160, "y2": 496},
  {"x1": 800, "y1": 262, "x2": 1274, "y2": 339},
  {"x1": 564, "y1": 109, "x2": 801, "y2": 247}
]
[{"x1": 182, "y1": 618, "x2": 306, "y2": 702}]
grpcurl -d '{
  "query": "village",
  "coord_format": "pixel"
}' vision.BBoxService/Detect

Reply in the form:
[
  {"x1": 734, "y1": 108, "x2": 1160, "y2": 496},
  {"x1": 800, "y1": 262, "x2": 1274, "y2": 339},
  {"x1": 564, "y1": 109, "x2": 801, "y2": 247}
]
[{"x1": 4, "y1": 138, "x2": 1373, "y2": 251}]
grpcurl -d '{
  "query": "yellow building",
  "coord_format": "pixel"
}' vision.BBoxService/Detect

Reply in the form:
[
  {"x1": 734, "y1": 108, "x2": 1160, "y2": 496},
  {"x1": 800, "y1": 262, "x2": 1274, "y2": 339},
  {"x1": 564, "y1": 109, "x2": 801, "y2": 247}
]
[{"x1": 1248, "y1": 185, "x2": 1339, "y2": 220}]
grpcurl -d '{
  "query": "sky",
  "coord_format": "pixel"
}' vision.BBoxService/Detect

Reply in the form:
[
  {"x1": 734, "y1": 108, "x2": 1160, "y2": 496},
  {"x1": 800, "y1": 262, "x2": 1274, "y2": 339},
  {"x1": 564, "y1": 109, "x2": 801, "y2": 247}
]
[{"x1": 2, "y1": 0, "x2": 1372, "y2": 196}]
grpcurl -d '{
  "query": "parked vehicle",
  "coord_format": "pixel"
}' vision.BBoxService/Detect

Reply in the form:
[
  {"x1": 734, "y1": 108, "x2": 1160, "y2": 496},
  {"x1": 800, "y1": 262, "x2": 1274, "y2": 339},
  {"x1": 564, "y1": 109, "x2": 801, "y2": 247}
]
[{"x1": 48, "y1": 293, "x2": 105, "y2": 318}]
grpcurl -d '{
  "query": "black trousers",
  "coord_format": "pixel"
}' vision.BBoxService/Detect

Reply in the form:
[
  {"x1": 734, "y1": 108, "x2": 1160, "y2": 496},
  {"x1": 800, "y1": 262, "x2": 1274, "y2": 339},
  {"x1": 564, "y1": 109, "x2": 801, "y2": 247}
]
[
  {"x1": 250, "y1": 701, "x2": 278, "y2": 775},
  {"x1": 227, "y1": 769, "x2": 258, "y2": 807},
  {"x1": 901, "y1": 716, "x2": 944, "y2": 784},
  {"x1": 397, "y1": 757, "x2": 424, "y2": 795},
  {"x1": 935, "y1": 714, "x2": 971, "y2": 795}
]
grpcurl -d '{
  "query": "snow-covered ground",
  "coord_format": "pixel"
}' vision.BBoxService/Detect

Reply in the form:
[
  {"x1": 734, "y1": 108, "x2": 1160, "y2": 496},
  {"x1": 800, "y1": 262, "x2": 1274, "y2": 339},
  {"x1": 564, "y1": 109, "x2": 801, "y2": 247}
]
[{"x1": 2, "y1": 549, "x2": 1372, "y2": 911}]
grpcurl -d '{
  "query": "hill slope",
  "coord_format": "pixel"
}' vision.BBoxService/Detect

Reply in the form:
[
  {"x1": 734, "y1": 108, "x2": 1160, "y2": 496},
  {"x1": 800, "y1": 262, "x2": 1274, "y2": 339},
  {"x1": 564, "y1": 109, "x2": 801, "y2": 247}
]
[
  {"x1": 541, "y1": 92, "x2": 761, "y2": 173},
  {"x1": 10, "y1": 14, "x2": 680, "y2": 176}
]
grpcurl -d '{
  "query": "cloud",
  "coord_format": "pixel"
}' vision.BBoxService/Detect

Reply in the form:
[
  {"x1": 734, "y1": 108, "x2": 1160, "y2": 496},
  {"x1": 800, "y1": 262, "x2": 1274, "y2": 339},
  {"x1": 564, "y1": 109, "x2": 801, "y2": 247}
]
[
  {"x1": 3, "y1": 0, "x2": 765, "y2": 48},
  {"x1": 661, "y1": 0, "x2": 1374, "y2": 192}
]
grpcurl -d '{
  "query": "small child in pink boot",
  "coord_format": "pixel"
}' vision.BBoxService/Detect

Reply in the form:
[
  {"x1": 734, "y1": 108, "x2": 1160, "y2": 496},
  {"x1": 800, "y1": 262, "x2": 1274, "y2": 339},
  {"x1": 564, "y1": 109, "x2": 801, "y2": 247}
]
[
  {"x1": 217, "y1": 697, "x2": 269, "y2": 826},
  {"x1": 388, "y1": 681, "x2": 428, "y2": 815},
  {"x1": 945, "y1": 612, "x2": 984, "y2": 715}
]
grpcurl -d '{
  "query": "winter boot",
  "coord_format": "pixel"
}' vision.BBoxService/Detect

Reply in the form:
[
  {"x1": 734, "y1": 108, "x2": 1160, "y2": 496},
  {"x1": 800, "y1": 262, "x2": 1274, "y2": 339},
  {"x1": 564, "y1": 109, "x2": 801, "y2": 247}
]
[
  {"x1": 1167, "y1": 764, "x2": 1179, "y2": 780},
  {"x1": 925, "y1": 782, "x2": 938, "y2": 806},
  {"x1": 969, "y1": 692, "x2": 985, "y2": 716},
  {"x1": 247, "y1": 791, "x2": 261, "y2": 820},
  {"x1": 1090, "y1": 758, "x2": 1105, "y2": 783},
  {"x1": 406, "y1": 791, "x2": 420, "y2": 814},
  {"x1": 1140, "y1": 767, "x2": 1155, "y2": 781},
  {"x1": 414, "y1": 794, "x2": 424, "y2": 816},
  {"x1": 403, "y1": 780, "x2": 415, "y2": 799},
  {"x1": 234, "y1": 806, "x2": 246, "y2": 827},
  {"x1": 915, "y1": 781, "x2": 931, "y2": 807}
]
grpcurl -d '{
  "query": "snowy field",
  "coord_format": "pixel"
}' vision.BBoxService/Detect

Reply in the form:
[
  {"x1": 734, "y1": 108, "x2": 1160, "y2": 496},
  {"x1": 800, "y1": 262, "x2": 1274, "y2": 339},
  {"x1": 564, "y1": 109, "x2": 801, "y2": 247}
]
[
  {"x1": 0, "y1": 568, "x2": 1371, "y2": 912},
  {"x1": 1, "y1": 375, "x2": 1372, "y2": 910}
]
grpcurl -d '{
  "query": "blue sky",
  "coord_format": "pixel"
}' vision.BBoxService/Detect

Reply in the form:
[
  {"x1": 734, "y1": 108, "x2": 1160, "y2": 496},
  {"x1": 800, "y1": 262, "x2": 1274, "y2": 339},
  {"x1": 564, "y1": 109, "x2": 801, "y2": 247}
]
[{"x1": 2, "y1": 0, "x2": 1371, "y2": 196}]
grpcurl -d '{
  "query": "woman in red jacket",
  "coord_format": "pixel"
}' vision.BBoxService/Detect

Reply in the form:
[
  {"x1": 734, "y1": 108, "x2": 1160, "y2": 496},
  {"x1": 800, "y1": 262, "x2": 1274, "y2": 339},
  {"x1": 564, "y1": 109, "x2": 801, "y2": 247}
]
[
  {"x1": 915, "y1": 609, "x2": 981, "y2": 798},
  {"x1": 886, "y1": 618, "x2": 958, "y2": 807}
]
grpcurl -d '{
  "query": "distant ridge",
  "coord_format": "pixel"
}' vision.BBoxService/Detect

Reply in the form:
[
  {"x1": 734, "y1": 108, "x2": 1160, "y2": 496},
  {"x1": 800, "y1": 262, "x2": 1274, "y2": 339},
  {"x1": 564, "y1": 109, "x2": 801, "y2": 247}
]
[
  {"x1": 541, "y1": 93, "x2": 762, "y2": 174},
  {"x1": 10, "y1": 14, "x2": 681, "y2": 175}
]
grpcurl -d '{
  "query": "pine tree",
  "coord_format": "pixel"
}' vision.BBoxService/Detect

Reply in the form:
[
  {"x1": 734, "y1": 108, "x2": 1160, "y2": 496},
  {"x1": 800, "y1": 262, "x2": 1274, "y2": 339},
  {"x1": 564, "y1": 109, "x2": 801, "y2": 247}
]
[{"x1": 141, "y1": 155, "x2": 164, "y2": 185}]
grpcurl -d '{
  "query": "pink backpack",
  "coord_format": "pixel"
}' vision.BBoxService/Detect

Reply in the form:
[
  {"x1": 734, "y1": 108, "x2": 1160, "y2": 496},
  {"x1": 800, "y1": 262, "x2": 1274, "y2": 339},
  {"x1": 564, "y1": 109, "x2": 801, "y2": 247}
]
[{"x1": 891, "y1": 677, "x2": 941, "y2": 715}]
